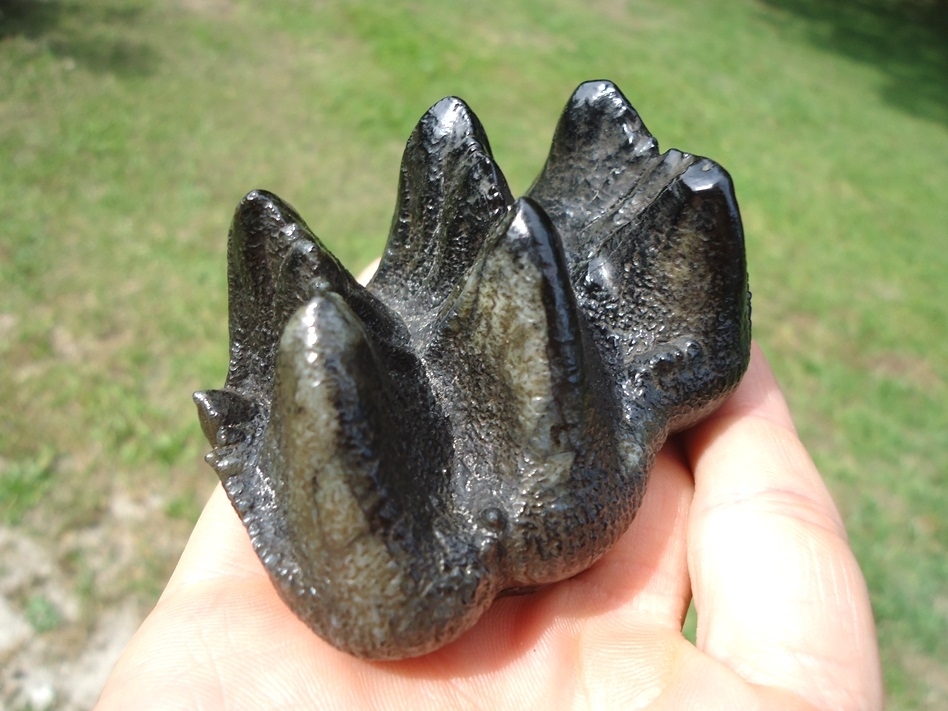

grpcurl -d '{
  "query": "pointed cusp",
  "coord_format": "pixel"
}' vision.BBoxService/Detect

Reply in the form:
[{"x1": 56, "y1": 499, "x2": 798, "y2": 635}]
[
  {"x1": 255, "y1": 292, "x2": 487, "y2": 659},
  {"x1": 525, "y1": 84, "x2": 749, "y2": 432},
  {"x1": 588, "y1": 158, "x2": 748, "y2": 355},
  {"x1": 528, "y1": 79, "x2": 662, "y2": 257},
  {"x1": 224, "y1": 189, "x2": 359, "y2": 397},
  {"x1": 589, "y1": 158, "x2": 751, "y2": 430},
  {"x1": 369, "y1": 97, "x2": 514, "y2": 326},
  {"x1": 192, "y1": 389, "x2": 258, "y2": 447},
  {"x1": 427, "y1": 198, "x2": 631, "y2": 586}
]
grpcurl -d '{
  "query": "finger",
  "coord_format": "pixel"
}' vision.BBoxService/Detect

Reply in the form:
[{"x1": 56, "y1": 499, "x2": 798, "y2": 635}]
[
  {"x1": 682, "y1": 343, "x2": 883, "y2": 710},
  {"x1": 356, "y1": 257, "x2": 381, "y2": 285},
  {"x1": 529, "y1": 443, "x2": 697, "y2": 708},
  {"x1": 159, "y1": 484, "x2": 267, "y2": 600}
]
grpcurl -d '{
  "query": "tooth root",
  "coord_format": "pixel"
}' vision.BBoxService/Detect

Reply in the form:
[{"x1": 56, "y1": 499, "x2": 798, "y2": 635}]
[{"x1": 371, "y1": 97, "x2": 513, "y2": 323}]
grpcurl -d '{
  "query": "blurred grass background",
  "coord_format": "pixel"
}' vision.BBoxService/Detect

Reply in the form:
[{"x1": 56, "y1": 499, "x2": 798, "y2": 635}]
[{"x1": 0, "y1": 0, "x2": 945, "y2": 707}]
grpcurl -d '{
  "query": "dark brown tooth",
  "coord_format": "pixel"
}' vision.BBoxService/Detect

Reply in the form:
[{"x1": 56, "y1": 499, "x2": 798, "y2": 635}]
[{"x1": 196, "y1": 80, "x2": 750, "y2": 659}]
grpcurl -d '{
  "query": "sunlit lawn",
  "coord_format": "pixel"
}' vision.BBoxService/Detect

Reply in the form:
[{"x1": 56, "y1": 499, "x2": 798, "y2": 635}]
[{"x1": 1, "y1": 0, "x2": 945, "y2": 707}]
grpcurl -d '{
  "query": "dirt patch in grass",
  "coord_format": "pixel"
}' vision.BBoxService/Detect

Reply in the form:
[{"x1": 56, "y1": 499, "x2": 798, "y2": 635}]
[
  {"x1": 177, "y1": 0, "x2": 235, "y2": 17},
  {"x1": 902, "y1": 649, "x2": 948, "y2": 708},
  {"x1": 0, "y1": 475, "x2": 209, "y2": 710},
  {"x1": 866, "y1": 351, "x2": 943, "y2": 392}
]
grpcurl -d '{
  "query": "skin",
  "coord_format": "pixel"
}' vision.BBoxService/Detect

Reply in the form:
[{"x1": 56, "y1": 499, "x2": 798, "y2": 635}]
[{"x1": 95, "y1": 342, "x2": 882, "y2": 710}]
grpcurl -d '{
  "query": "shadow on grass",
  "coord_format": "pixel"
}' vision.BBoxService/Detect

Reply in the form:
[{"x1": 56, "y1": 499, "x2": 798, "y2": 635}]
[
  {"x1": 0, "y1": 0, "x2": 158, "y2": 77},
  {"x1": 760, "y1": 0, "x2": 948, "y2": 125}
]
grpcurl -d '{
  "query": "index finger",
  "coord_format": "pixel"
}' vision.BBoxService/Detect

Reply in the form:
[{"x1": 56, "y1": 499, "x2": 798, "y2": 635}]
[{"x1": 682, "y1": 343, "x2": 883, "y2": 710}]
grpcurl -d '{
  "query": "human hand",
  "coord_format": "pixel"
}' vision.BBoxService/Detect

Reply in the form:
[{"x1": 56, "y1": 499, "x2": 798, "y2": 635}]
[{"x1": 96, "y1": 343, "x2": 882, "y2": 710}]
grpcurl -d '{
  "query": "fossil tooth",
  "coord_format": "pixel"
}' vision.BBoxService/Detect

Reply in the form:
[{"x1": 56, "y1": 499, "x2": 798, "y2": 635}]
[{"x1": 196, "y1": 80, "x2": 751, "y2": 659}]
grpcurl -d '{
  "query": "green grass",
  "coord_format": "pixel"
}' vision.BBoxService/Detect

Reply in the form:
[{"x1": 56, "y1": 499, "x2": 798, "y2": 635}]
[
  {"x1": 0, "y1": 446, "x2": 55, "y2": 524},
  {"x1": 1, "y1": 0, "x2": 945, "y2": 707},
  {"x1": 25, "y1": 593, "x2": 62, "y2": 633}
]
